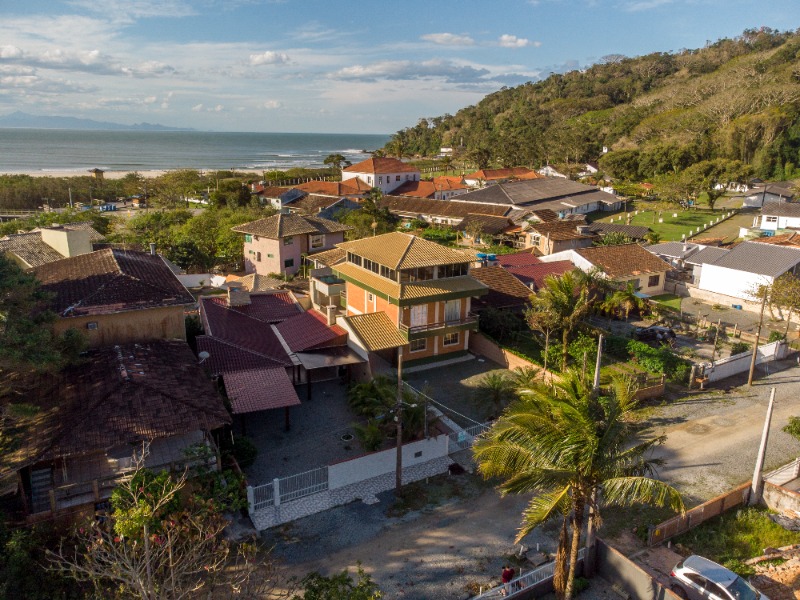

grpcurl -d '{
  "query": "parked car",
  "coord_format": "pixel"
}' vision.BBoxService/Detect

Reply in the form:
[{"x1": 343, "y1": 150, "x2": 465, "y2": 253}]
[
  {"x1": 634, "y1": 325, "x2": 676, "y2": 343},
  {"x1": 670, "y1": 555, "x2": 768, "y2": 600}
]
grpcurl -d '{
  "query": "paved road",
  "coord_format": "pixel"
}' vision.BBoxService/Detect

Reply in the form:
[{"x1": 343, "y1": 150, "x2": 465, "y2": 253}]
[{"x1": 646, "y1": 358, "x2": 800, "y2": 503}]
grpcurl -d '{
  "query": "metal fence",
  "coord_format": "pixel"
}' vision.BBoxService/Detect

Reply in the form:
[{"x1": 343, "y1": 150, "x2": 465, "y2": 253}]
[
  {"x1": 448, "y1": 422, "x2": 490, "y2": 453},
  {"x1": 279, "y1": 466, "x2": 329, "y2": 503},
  {"x1": 251, "y1": 482, "x2": 274, "y2": 511},
  {"x1": 472, "y1": 548, "x2": 586, "y2": 599}
]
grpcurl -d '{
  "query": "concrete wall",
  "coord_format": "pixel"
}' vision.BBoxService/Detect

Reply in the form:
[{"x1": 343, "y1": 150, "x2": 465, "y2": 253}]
[
  {"x1": 469, "y1": 333, "x2": 557, "y2": 381},
  {"x1": 328, "y1": 435, "x2": 449, "y2": 489},
  {"x1": 55, "y1": 305, "x2": 187, "y2": 347},
  {"x1": 342, "y1": 171, "x2": 419, "y2": 194},
  {"x1": 40, "y1": 227, "x2": 92, "y2": 258},
  {"x1": 703, "y1": 341, "x2": 787, "y2": 382},
  {"x1": 763, "y1": 481, "x2": 800, "y2": 514},
  {"x1": 699, "y1": 264, "x2": 773, "y2": 302},
  {"x1": 596, "y1": 540, "x2": 681, "y2": 600},
  {"x1": 178, "y1": 273, "x2": 212, "y2": 288}
]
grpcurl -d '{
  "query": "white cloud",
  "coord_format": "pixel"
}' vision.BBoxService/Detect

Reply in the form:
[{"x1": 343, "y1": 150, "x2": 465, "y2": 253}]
[
  {"x1": 213, "y1": 104, "x2": 223, "y2": 112},
  {"x1": 0, "y1": 45, "x2": 24, "y2": 59},
  {"x1": 623, "y1": 0, "x2": 673, "y2": 10},
  {"x1": 331, "y1": 59, "x2": 490, "y2": 84},
  {"x1": 143, "y1": 95, "x2": 157, "y2": 104},
  {"x1": 498, "y1": 34, "x2": 532, "y2": 48},
  {"x1": 192, "y1": 103, "x2": 204, "y2": 111},
  {"x1": 420, "y1": 33, "x2": 474, "y2": 46},
  {"x1": 249, "y1": 51, "x2": 290, "y2": 66},
  {"x1": 263, "y1": 100, "x2": 282, "y2": 109},
  {"x1": 67, "y1": 0, "x2": 196, "y2": 21}
]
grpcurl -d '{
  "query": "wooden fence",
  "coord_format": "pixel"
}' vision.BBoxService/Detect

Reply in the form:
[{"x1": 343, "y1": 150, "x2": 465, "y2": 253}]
[{"x1": 647, "y1": 482, "x2": 751, "y2": 546}]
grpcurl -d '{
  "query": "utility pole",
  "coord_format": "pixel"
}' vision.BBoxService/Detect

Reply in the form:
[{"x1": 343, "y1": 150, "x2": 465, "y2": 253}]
[
  {"x1": 749, "y1": 387, "x2": 776, "y2": 505},
  {"x1": 748, "y1": 287, "x2": 769, "y2": 386},
  {"x1": 593, "y1": 334, "x2": 603, "y2": 391},
  {"x1": 395, "y1": 348, "x2": 404, "y2": 495}
]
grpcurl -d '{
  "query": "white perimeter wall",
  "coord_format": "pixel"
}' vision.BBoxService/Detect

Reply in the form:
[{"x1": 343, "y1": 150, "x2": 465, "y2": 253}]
[
  {"x1": 698, "y1": 264, "x2": 773, "y2": 301},
  {"x1": 705, "y1": 341, "x2": 787, "y2": 382},
  {"x1": 328, "y1": 435, "x2": 449, "y2": 489}
]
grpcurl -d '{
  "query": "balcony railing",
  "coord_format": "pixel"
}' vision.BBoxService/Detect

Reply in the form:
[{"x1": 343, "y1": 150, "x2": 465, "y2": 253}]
[{"x1": 399, "y1": 315, "x2": 478, "y2": 338}]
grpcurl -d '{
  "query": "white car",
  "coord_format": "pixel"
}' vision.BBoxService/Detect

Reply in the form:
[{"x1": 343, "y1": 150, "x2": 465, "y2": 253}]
[{"x1": 670, "y1": 555, "x2": 768, "y2": 600}]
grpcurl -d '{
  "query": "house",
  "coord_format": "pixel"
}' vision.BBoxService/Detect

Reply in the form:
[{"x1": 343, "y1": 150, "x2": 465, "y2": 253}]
[
  {"x1": 541, "y1": 243, "x2": 672, "y2": 296},
  {"x1": 684, "y1": 246, "x2": 731, "y2": 285},
  {"x1": 462, "y1": 167, "x2": 541, "y2": 187},
  {"x1": 757, "y1": 202, "x2": 800, "y2": 231},
  {"x1": 1, "y1": 340, "x2": 230, "y2": 518},
  {"x1": 321, "y1": 232, "x2": 488, "y2": 369},
  {"x1": 32, "y1": 248, "x2": 195, "y2": 347},
  {"x1": 379, "y1": 195, "x2": 510, "y2": 227},
  {"x1": 696, "y1": 241, "x2": 800, "y2": 303},
  {"x1": 341, "y1": 157, "x2": 420, "y2": 194},
  {"x1": 452, "y1": 178, "x2": 622, "y2": 216},
  {"x1": 253, "y1": 186, "x2": 306, "y2": 210},
  {"x1": 523, "y1": 221, "x2": 596, "y2": 255},
  {"x1": 0, "y1": 222, "x2": 104, "y2": 268},
  {"x1": 232, "y1": 213, "x2": 352, "y2": 277},
  {"x1": 294, "y1": 179, "x2": 370, "y2": 197},
  {"x1": 645, "y1": 241, "x2": 702, "y2": 269},
  {"x1": 585, "y1": 222, "x2": 651, "y2": 242},
  {"x1": 537, "y1": 165, "x2": 568, "y2": 179},
  {"x1": 392, "y1": 176, "x2": 470, "y2": 201},
  {"x1": 469, "y1": 266, "x2": 534, "y2": 311},
  {"x1": 749, "y1": 231, "x2": 800, "y2": 249},
  {"x1": 743, "y1": 181, "x2": 795, "y2": 208},
  {"x1": 459, "y1": 214, "x2": 515, "y2": 247}
]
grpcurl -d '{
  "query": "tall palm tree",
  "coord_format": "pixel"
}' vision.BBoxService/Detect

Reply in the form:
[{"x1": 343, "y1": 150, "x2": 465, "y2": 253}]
[
  {"x1": 530, "y1": 270, "x2": 591, "y2": 371},
  {"x1": 473, "y1": 372, "x2": 517, "y2": 419},
  {"x1": 473, "y1": 372, "x2": 683, "y2": 600},
  {"x1": 603, "y1": 280, "x2": 646, "y2": 321}
]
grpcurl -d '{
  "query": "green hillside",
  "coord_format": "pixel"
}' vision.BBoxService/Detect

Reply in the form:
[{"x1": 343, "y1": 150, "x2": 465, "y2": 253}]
[{"x1": 385, "y1": 28, "x2": 800, "y2": 181}]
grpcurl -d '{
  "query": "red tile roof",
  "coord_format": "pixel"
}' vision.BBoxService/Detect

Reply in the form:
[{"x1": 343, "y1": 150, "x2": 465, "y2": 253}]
[
  {"x1": 392, "y1": 181, "x2": 437, "y2": 198},
  {"x1": 33, "y1": 248, "x2": 194, "y2": 317},
  {"x1": 273, "y1": 309, "x2": 347, "y2": 352},
  {"x1": 465, "y1": 167, "x2": 543, "y2": 181},
  {"x1": 433, "y1": 176, "x2": 469, "y2": 190},
  {"x1": 496, "y1": 251, "x2": 542, "y2": 268},
  {"x1": 575, "y1": 243, "x2": 672, "y2": 278},
  {"x1": 506, "y1": 261, "x2": 574, "y2": 291},
  {"x1": 343, "y1": 157, "x2": 420, "y2": 174},
  {"x1": 294, "y1": 180, "x2": 367, "y2": 196},
  {"x1": 201, "y1": 293, "x2": 301, "y2": 323}
]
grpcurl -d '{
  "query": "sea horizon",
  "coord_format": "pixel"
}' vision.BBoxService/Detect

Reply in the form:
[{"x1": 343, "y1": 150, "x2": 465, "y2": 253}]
[{"x1": 0, "y1": 129, "x2": 392, "y2": 173}]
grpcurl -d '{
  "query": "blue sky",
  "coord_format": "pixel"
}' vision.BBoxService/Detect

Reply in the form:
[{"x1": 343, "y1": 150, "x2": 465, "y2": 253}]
[{"x1": 0, "y1": 0, "x2": 795, "y2": 134}]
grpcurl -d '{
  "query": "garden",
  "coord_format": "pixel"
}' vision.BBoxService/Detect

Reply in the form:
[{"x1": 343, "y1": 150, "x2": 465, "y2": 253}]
[{"x1": 592, "y1": 204, "x2": 738, "y2": 242}]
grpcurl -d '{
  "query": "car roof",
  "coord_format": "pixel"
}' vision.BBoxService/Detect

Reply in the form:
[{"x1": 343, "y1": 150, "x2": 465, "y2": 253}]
[{"x1": 683, "y1": 555, "x2": 737, "y2": 587}]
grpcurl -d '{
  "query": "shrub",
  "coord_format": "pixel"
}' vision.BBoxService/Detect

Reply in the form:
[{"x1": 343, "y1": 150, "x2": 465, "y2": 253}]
[
  {"x1": 768, "y1": 331, "x2": 786, "y2": 343},
  {"x1": 409, "y1": 218, "x2": 429, "y2": 229},
  {"x1": 573, "y1": 577, "x2": 591, "y2": 594},
  {"x1": 783, "y1": 416, "x2": 800, "y2": 442},
  {"x1": 420, "y1": 227, "x2": 456, "y2": 243},
  {"x1": 730, "y1": 342, "x2": 751, "y2": 355},
  {"x1": 568, "y1": 333, "x2": 598, "y2": 373},
  {"x1": 353, "y1": 420, "x2": 384, "y2": 452},
  {"x1": 231, "y1": 435, "x2": 258, "y2": 469},
  {"x1": 604, "y1": 335, "x2": 630, "y2": 359},
  {"x1": 722, "y1": 559, "x2": 755, "y2": 579}
]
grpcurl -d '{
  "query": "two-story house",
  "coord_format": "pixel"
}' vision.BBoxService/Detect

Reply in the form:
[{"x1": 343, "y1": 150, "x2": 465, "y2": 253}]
[
  {"x1": 324, "y1": 232, "x2": 488, "y2": 369},
  {"x1": 233, "y1": 213, "x2": 352, "y2": 277},
  {"x1": 341, "y1": 157, "x2": 420, "y2": 194}
]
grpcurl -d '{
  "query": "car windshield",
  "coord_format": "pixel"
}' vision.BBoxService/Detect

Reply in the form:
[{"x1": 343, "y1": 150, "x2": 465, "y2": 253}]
[{"x1": 726, "y1": 576, "x2": 759, "y2": 600}]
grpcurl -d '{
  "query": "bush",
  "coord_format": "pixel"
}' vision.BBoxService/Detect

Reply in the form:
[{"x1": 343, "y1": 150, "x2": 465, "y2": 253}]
[
  {"x1": 478, "y1": 307, "x2": 526, "y2": 343},
  {"x1": 722, "y1": 559, "x2": 755, "y2": 579},
  {"x1": 231, "y1": 435, "x2": 258, "y2": 469},
  {"x1": 353, "y1": 420, "x2": 384, "y2": 452},
  {"x1": 768, "y1": 331, "x2": 786, "y2": 343},
  {"x1": 568, "y1": 333, "x2": 598, "y2": 373},
  {"x1": 783, "y1": 416, "x2": 800, "y2": 442},
  {"x1": 409, "y1": 218, "x2": 429, "y2": 229},
  {"x1": 730, "y1": 342, "x2": 751, "y2": 355},
  {"x1": 419, "y1": 227, "x2": 456, "y2": 243},
  {"x1": 573, "y1": 576, "x2": 591, "y2": 595},
  {"x1": 604, "y1": 335, "x2": 630, "y2": 359}
]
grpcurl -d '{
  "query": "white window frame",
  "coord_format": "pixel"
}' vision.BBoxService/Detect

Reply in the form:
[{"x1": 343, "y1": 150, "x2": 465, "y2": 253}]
[
  {"x1": 443, "y1": 331, "x2": 460, "y2": 346},
  {"x1": 765, "y1": 216, "x2": 778, "y2": 223}
]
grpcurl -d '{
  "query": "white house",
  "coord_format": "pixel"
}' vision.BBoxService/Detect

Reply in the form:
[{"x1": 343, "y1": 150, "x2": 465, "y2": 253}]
[
  {"x1": 742, "y1": 182, "x2": 795, "y2": 208},
  {"x1": 697, "y1": 241, "x2": 800, "y2": 302},
  {"x1": 341, "y1": 157, "x2": 420, "y2": 194},
  {"x1": 758, "y1": 202, "x2": 800, "y2": 232},
  {"x1": 537, "y1": 165, "x2": 568, "y2": 179}
]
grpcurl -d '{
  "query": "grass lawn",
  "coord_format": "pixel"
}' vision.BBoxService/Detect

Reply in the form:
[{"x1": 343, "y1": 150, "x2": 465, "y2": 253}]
[
  {"x1": 595, "y1": 208, "x2": 727, "y2": 241},
  {"x1": 673, "y1": 507, "x2": 800, "y2": 570},
  {"x1": 651, "y1": 294, "x2": 683, "y2": 312}
]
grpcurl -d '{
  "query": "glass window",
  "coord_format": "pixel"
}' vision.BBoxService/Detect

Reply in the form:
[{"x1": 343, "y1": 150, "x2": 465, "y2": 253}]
[
  {"x1": 367, "y1": 292, "x2": 374, "y2": 302},
  {"x1": 267, "y1": 253, "x2": 274, "y2": 258},
  {"x1": 410, "y1": 338, "x2": 427, "y2": 352},
  {"x1": 284, "y1": 236, "x2": 294, "y2": 246},
  {"x1": 348, "y1": 252, "x2": 362, "y2": 267},
  {"x1": 410, "y1": 304, "x2": 428, "y2": 327},
  {"x1": 396, "y1": 175, "x2": 401, "y2": 181},
  {"x1": 766, "y1": 216, "x2": 778, "y2": 223},
  {"x1": 444, "y1": 299, "x2": 461, "y2": 322},
  {"x1": 310, "y1": 234, "x2": 324, "y2": 249},
  {"x1": 244, "y1": 234, "x2": 252, "y2": 243},
  {"x1": 256, "y1": 252, "x2": 261, "y2": 262},
  {"x1": 648, "y1": 274, "x2": 660, "y2": 287},
  {"x1": 284, "y1": 258, "x2": 294, "y2": 268},
  {"x1": 378, "y1": 176, "x2": 383, "y2": 184},
  {"x1": 443, "y1": 331, "x2": 459, "y2": 346}
]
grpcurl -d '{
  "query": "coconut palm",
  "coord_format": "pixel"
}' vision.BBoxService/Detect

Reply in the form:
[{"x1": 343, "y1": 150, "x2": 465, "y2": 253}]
[
  {"x1": 603, "y1": 280, "x2": 647, "y2": 321},
  {"x1": 473, "y1": 372, "x2": 517, "y2": 419},
  {"x1": 529, "y1": 270, "x2": 592, "y2": 371},
  {"x1": 510, "y1": 366, "x2": 539, "y2": 392},
  {"x1": 473, "y1": 371, "x2": 683, "y2": 600}
]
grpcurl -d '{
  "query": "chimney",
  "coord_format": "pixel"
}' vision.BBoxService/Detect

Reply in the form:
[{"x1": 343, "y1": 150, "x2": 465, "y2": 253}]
[
  {"x1": 227, "y1": 286, "x2": 251, "y2": 307},
  {"x1": 149, "y1": 242, "x2": 156, "y2": 256},
  {"x1": 325, "y1": 304, "x2": 337, "y2": 326}
]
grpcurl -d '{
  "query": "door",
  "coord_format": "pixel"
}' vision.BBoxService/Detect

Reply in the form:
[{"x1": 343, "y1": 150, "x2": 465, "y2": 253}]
[
  {"x1": 444, "y1": 299, "x2": 461, "y2": 323},
  {"x1": 410, "y1": 304, "x2": 428, "y2": 330}
]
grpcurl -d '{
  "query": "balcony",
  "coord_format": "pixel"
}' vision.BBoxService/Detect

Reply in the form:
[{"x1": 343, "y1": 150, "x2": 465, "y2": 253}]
[{"x1": 398, "y1": 315, "x2": 478, "y2": 340}]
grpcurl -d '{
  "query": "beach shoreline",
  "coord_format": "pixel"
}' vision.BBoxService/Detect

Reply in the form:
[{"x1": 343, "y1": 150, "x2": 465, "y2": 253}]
[{"x1": 0, "y1": 168, "x2": 275, "y2": 180}]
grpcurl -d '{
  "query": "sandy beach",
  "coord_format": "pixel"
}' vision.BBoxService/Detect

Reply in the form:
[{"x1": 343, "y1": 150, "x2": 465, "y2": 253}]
[{"x1": 0, "y1": 168, "x2": 275, "y2": 180}]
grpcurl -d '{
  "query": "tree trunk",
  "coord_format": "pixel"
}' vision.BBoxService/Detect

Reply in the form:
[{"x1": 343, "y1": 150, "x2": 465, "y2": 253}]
[
  {"x1": 562, "y1": 327, "x2": 570, "y2": 372},
  {"x1": 785, "y1": 306, "x2": 793, "y2": 337},
  {"x1": 564, "y1": 497, "x2": 585, "y2": 600},
  {"x1": 553, "y1": 516, "x2": 570, "y2": 600}
]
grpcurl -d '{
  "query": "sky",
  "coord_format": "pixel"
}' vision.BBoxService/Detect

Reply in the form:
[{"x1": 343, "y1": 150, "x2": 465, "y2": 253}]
[{"x1": 0, "y1": 0, "x2": 796, "y2": 134}]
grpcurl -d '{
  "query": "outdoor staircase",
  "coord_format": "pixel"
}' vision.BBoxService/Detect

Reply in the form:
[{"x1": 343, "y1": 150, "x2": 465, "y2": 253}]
[{"x1": 29, "y1": 468, "x2": 53, "y2": 514}]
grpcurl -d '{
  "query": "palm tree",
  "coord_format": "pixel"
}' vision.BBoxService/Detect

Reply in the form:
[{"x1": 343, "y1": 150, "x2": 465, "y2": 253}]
[
  {"x1": 529, "y1": 270, "x2": 591, "y2": 371},
  {"x1": 603, "y1": 281, "x2": 646, "y2": 321},
  {"x1": 473, "y1": 372, "x2": 517, "y2": 419},
  {"x1": 473, "y1": 372, "x2": 683, "y2": 600},
  {"x1": 510, "y1": 366, "x2": 539, "y2": 391}
]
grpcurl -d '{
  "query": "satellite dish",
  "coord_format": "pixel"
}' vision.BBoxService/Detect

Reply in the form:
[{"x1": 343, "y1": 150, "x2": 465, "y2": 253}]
[{"x1": 198, "y1": 351, "x2": 210, "y2": 364}]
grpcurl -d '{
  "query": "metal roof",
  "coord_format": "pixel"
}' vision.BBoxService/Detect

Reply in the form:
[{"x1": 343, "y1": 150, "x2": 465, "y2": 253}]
[
  {"x1": 708, "y1": 241, "x2": 800, "y2": 277},
  {"x1": 685, "y1": 247, "x2": 730, "y2": 265}
]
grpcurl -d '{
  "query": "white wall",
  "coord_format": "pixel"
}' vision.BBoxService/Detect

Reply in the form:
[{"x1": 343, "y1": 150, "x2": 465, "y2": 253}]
[
  {"x1": 761, "y1": 214, "x2": 800, "y2": 231},
  {"x1": 705, "y1": 341, "x2": 787, "y2": 382},
  {"x1": 178, "y1": 273, "x2": 212, "y2": 288},
  {"x1": 698, "y1": 264, "x2": 773, "y2": 301},
  {"x1": 328, "y1": 435, "x2": 449, "y2": 489},
  {"x1": 539, "y1": 249, "x2": 595, "y2": 272},
  {"x1": 342, "y1": 171, "x2": 419, "y2": 194}
]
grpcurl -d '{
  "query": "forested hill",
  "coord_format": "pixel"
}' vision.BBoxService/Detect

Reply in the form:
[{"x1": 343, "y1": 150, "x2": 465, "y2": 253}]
[{"x1": 385, "y1": 28, "x2": 800, "y2": 181}]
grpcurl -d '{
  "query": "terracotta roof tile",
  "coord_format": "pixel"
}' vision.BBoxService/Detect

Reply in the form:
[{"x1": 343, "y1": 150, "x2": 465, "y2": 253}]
[
  {"x1": 201, "y1": 293, "x2": 301, "y2": 323},
  {"x1": 338, "y1": 232, "x2": 474, "y2": 270},
  {"x1": 496, "y1": 251, "x2": 542, "y2": 267},
  {"x1": 334, "y1": 262, "x2": 401, "y2": 298},
  {"x1": 273, "y1": 309, "x2": 347, "y2": 352},
  {"x1": 465, "y1": 167, "x2": 543, "y2": 181},
  {"x1": 380, "y1": 195, "x2": 510, "y2": 219},
  {"x1": 342, "y1": 312, "x2": 407, "y2": 351},
  {"x1": 0, "y1": 232, "x2": 65, "y2": 267},
  {"x1": 392, "y1": 181, "x2": 437, "y2": 198},
  {"x1": 575, "y1": 244, "x2": 672, "y2": 278},
  {"x1": 506, "y1": 261, "x2": 574, "y2": 291},
  {"x1": 33, "y1": 249, "x2": 194, "y2": 317},
  {"x1": 238, "y1": 273, "x2": 287, "y2": 291},
  {"x1": 308, "y1": 247, "x2": 346, "y2": 267},
  {"x1": 529, "y1": 220, "x2": 595, "y2": 241},
  {"x1": 232, "y1": 213, "x2": 351, "y2": 238},
  {"x1": 343, "y1": 157, "x2": 419, "y2": 174},
  {"x1": 469, "y1": 266, "x2": 533, "y2": 308},
  {"x1": 459, "y1": 214, "x2": 513, "y2": 235},
  {"x1": 294, "y1": 180, "x2": 367, "y2": 196}
]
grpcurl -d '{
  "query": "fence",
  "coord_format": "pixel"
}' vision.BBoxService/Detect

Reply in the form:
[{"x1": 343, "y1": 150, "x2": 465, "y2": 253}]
[
  {"x1": 647, "y1": 482, "x2": 750, "y2": 546},
  {"x1": 700, "y1": 340, "x2": 787, "y2": 383},
  {"x1": 448, "y1": 422, "x2": 490, "y2": 453},
  {"x1": 765, "y1": 457, "x2": 800, "y2": 486},
  {"x1": 471, "y1": 548, "x2": 586, "y2": 599}
]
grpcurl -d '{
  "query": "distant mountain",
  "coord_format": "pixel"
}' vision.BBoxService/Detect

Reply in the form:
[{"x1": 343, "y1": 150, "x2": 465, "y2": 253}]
[{"x1": 0, "y1": 111, "x2": 193, "y2": 131}]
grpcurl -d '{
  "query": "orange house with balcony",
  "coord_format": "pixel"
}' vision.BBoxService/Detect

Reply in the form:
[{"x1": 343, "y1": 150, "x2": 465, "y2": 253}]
[{"x1": 319, "y1": 232, "x2": 488, "y2": 369}]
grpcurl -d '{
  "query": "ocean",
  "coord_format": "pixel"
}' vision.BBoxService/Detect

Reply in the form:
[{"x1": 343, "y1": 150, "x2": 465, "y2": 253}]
[{"x1": 0, "y1": 129, "x2": 391, "y2": 173}]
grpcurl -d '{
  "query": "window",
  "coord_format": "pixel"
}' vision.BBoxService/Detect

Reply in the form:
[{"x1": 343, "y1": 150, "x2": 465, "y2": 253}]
[
  {"x1": 267, "y1": 253, "x2": 274, "y2": 258},
  {"x1": 284, "y1": 258, "x2": 294, "y2": 268},
  {"x1": 244, "y1": 234, "x2": 252, "y2": 243},
  {"x1": 406, "y1": 175, "x2": 410, "y2": 181},
  {"x1": 409, "y1": 338, "x2": 427, "y2": 352},
  {"x1": 367, "y1": 292, "x2": 374, "y2": 302},
  {"x1": 87, "y1": 321, "x2": 99, "y2": 330},
  {"x1": 765, "y1": 216, "x2": 778, "y2": 223},
  {"x1": 443, "y1": 331, "x2": 459, "y2": 346},
  {"x1": 439, "y1": 263, "x2": 468, "y2": 278},
  {"x1": 531, "y1": 234, "x2": 541, "y2": 245},
  {"x1": 348, "y1": 252, "x2": 363, "y2": 267},
  {"x1": 396, "y1": 175, "x2": 400, "y2": 181},
  {"x1": 378, "y1": 176, "x2": 383, "y2": 185},
  {"x1": 310, "y1": 234, "x2": 324, "y2": 249},
  {"x1": 368, "y1": 177, "x2": 373, "y2": 184},
  {"x1": 647, "y1": 274, "x2": 660, "y2": 287},
  {"x1": 284, "y1": 236, "x2": 294, "y2": 246},
  {"x1": 410, "y1": 304, "x2": 428, "y2": 327},
  {"x1": 444, "y1": 299, "x2": 461, "y2": 322},
  {"x1": 256, "y1": 251, "x2": 261, "y2": 262}
]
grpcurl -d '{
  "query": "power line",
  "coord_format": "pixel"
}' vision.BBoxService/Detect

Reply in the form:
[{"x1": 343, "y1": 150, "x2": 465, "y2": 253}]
[{"x1": 403, "y1": 382, "x2": 484, "y2": 426}]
